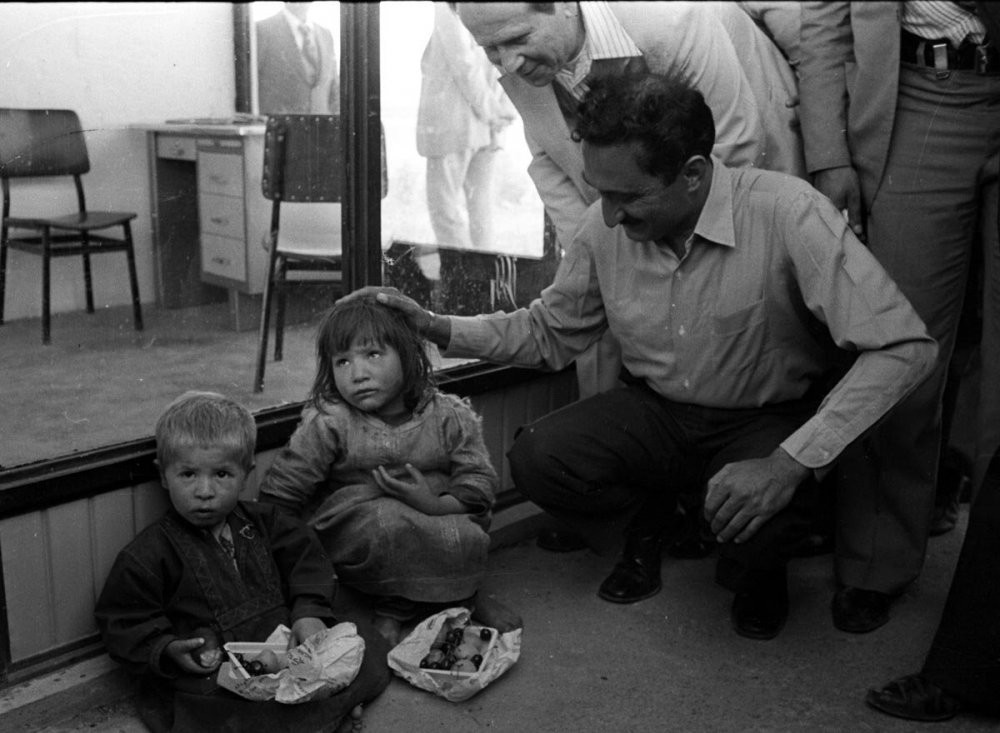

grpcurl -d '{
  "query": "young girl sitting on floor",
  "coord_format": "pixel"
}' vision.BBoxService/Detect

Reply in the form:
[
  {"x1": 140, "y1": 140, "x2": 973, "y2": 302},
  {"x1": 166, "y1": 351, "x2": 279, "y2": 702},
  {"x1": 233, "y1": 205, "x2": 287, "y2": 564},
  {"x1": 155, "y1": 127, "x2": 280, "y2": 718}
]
[{"x1": 258, "y1": 297, "x2": 520, "y2": 644}]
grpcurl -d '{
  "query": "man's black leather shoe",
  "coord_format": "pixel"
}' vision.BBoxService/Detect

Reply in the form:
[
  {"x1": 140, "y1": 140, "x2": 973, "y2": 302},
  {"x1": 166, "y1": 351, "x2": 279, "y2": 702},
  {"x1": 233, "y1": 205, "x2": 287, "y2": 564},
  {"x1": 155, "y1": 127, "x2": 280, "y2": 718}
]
[
  {"x1": 666, "y1": 534, "x2": 716, "y2": 559},
  {"x1": 730, "y1": 569, "x2": 788, "y2": 640},
  {"x1": 597, "y1": 531, "x2": 664, "y2": 603},
  {"x1": 832, "y1": 586, "x2": 893, "y2": 633},
  {"x1": 536, "y1": 527, "x2": 588, "y2": 553}
]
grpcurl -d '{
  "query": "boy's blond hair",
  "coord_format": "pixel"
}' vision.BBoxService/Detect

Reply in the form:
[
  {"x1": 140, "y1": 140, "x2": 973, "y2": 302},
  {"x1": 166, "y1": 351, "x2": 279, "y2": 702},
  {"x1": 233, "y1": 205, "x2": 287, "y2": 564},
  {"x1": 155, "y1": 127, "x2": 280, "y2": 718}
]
[{"x1": 155, "y1": 391, "x2": 256, "y2": 470}]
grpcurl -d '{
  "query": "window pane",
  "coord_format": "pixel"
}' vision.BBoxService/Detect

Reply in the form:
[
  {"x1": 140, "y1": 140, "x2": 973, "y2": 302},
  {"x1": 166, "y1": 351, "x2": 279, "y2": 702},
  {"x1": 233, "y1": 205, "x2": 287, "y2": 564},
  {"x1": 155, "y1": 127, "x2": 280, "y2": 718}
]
[
  {"x1": 378, "y1": 1, "x2": 547, "y2": 356},
  {"x1": 0, "y1": 2, "x2": 346, "y2": 469}
]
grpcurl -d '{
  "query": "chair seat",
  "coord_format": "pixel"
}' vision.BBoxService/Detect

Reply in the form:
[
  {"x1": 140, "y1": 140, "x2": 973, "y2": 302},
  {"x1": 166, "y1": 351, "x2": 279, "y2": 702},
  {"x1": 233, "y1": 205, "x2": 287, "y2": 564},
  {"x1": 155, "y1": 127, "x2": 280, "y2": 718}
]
[
  {"x1": 6, "y1": 211, "x2": 137, "y2": 232},
  {"x1": 278, "y1": 246, "x2": 341, "y2": 263}
]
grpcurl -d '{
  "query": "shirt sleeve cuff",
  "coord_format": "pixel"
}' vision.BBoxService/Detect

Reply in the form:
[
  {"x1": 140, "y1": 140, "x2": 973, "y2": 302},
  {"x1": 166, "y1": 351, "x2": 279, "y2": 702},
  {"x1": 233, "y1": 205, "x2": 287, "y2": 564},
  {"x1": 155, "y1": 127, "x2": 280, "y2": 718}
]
[
  {"x1": 780, "y1": 416, "x2": 847, "y2": 470},
  {"x1": 442, "y1": 316, "x2": 493, "y2": 359}
]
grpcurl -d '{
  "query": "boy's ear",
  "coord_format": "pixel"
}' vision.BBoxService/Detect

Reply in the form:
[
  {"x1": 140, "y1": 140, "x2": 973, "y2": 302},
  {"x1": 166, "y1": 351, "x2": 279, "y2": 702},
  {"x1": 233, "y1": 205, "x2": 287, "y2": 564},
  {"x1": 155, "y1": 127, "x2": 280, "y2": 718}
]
[{"x1": 154, "y1": 459, "x2": 167, "y2": 487}]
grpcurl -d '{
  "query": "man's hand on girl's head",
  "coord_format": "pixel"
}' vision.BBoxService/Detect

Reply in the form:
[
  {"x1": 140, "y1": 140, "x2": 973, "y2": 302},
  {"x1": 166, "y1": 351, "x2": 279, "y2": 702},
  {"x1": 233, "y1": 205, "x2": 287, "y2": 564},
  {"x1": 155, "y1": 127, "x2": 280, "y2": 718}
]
[{"x1": 339, "y1": 286, "x2": 452, "y2": 348}]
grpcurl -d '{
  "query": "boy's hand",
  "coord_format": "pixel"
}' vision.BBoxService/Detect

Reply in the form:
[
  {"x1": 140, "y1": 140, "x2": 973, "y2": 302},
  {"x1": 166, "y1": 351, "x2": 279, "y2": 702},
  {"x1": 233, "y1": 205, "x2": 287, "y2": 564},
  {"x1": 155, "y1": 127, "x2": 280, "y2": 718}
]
[
  {"x1": 164, "y1": 637, "x2": 220, "y2": 674},
  {"x1": 291, "y1": 617, "x2": 328, "y2": 647}
]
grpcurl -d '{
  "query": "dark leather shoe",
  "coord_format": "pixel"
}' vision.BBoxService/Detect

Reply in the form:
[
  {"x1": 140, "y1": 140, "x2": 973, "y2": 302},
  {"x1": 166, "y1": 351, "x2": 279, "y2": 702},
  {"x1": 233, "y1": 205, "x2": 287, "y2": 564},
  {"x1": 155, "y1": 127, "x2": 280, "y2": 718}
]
[
  {"x1": 536, "y1": 527, "x2": 587, "y2": 553},
  {"x1": 865, "y1": 674, "x2": 960, "y2": 721},
  {"x1": 791, "y1": 531, "x2": 834, "y2": 557},
  {"x1": 730, "y1": 569, "x2": 788, "y2": 640},
  {"x1": 832, "y1": 586, "x2": 893, "y2": 633},
  {"x1": 597, "y1": 531, "x2": 664, "y2": 603},
  {"x1": 666, "y1": 534, "x2": 716, "y2": 559}
]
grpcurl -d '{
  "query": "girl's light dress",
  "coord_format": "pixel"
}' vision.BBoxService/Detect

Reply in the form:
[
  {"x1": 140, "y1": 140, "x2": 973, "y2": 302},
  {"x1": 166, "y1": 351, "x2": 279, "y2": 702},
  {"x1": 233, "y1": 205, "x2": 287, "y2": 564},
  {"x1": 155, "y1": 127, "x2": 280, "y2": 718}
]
[{"x1": 259, "y1": 389, "x2": 498, "y2": 602}]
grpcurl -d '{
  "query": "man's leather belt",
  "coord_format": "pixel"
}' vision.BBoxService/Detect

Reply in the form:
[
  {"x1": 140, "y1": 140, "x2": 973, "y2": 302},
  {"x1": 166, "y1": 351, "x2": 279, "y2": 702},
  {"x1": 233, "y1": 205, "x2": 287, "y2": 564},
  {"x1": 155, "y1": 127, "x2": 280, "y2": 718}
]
[{"x1": 900, "y1": 28, "x2": 1000, "y2": 74}]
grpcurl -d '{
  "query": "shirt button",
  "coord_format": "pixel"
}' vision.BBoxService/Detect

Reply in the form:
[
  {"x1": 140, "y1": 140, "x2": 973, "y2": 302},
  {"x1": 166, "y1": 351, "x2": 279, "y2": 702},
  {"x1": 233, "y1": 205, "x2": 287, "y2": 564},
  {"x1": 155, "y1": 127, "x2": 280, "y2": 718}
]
[
  {"x1": 683, "y1": 378, "x2": 691, "y2": 389},
  {"x1": 678, "y1": 325, "x2": 686, "y2": 336}
]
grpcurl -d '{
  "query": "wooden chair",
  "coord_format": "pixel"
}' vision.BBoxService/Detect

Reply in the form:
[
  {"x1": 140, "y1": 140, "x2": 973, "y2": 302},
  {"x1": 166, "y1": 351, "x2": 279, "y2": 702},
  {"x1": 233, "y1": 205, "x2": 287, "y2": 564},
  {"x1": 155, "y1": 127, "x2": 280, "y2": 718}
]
[
  {"x1": 0, "y1": 108, "x2": 143, "y2": 343},
  {"x1": 253, "y1": 114, "x2": 345, "y2": 393}
]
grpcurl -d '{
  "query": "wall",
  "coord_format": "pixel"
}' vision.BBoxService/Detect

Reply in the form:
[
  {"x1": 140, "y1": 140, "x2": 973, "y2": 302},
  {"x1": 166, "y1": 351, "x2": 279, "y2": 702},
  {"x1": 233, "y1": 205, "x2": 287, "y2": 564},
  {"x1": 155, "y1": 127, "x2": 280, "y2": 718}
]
[{"x1": 0, "y1": 2, "x2": 236, "y2": 321}]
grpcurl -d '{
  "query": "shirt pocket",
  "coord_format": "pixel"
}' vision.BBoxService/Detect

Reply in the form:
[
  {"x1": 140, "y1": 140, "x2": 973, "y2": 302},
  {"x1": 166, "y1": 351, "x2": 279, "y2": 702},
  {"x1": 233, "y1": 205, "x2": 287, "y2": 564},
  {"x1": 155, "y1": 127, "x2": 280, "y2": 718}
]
[{"x1": 712, "y1": 297, "x2": 767, "y2": 337}]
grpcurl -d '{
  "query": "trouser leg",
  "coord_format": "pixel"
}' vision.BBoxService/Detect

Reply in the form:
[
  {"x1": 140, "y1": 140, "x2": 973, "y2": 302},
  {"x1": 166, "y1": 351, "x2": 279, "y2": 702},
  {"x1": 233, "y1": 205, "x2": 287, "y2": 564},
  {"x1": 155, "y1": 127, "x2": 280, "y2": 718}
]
[
  {"x1": 971, "y1": 148, "x2": 1000, "y2": 496},
  {"x1": 691, "y1": 400, "x2": 820, "y2": 592},
  {"x1": 836, "y1": 64, "x2": 994, "y2": 594},
  {"x1": 921, "y1": 448, "x2": 1000, "y2": 713},
  {"x1": 425, "y1": 150, "x2": 473, "y2": 250},
  {"x1": 464, "y1": 145, "x2": 497, "y2": 250},
  {"x1": 508, "y1": 385, "x2": 693, "y2": 552}
]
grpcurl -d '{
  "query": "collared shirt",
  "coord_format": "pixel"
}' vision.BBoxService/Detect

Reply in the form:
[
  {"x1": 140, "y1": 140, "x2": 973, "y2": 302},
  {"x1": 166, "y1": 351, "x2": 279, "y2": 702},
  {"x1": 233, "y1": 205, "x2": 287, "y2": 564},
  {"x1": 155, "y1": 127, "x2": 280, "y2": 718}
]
[
  {"x1": 445, "y1": 160, "x2": 936, "y2": 469},
  {"x1": 901, "y1": 0, "x2": 986, "y2": 47},
  {"x1": 554, "y1": 1, "x2": 641, "y2": 102},
  {"x1": 282, "y1": 7, "x2": 314, "y2": 52}
]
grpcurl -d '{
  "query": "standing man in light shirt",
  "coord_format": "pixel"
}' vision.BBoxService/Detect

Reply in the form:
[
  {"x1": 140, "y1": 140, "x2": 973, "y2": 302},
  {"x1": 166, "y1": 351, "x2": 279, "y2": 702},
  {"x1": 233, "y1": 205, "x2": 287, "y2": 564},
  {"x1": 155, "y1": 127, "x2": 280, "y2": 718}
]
[
  {"x1": 256, "y1": 2, "x2": 340, "y2": 115},
  {"x1": 798, "y1": 1, "x2": 1000, "y2": 634},
  {"x1": 342, "y1": 72, "x2": 936, "y2": 639}
]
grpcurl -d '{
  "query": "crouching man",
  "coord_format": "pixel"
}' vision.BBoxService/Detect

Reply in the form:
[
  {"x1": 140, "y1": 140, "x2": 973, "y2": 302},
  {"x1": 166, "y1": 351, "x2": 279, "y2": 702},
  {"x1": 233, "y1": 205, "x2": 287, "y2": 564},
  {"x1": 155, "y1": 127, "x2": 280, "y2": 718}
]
[{"x1": 346, "y1": 71, "x2": 936, "y2": 640}]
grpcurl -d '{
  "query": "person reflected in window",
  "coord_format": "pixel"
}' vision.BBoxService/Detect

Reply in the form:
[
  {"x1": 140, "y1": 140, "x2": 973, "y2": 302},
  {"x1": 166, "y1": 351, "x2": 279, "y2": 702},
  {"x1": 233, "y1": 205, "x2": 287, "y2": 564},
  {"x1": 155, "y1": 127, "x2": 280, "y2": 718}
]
[
  {"x1": 417, "y1": 3, "x2": 516, "y2": 257},
  {"x1": 256, "y1": 2, "x2": 339, "y2": 115}
]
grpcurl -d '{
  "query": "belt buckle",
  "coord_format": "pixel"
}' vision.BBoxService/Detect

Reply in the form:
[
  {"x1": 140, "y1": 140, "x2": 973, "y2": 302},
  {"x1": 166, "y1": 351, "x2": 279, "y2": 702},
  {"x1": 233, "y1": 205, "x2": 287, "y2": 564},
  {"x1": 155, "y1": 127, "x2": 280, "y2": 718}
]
[
  {"x1": 975, "y1": 42, "x2": 994, "y2": 75},
  {"x1": 932, "y1": 42, "x2": 950, "y2": 78}
]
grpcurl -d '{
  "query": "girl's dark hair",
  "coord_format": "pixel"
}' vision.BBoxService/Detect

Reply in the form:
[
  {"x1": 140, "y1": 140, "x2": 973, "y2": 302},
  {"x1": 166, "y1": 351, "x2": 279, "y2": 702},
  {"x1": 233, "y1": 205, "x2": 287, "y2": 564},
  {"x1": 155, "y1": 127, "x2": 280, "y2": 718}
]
[
  {"x1": 572, "y1": 71, "x2": 716, "y2": 185},
  {"x1": 310, "y1": 296, "x2": 433, "y2": 411}
]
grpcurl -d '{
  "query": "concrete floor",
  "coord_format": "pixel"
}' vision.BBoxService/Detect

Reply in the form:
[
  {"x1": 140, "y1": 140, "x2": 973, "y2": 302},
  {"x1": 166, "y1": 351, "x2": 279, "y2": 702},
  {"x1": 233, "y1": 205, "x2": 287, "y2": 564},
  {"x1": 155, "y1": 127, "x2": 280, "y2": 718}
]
[{"x1": 3, "y1": 506, "x2": 996, "y2": 732}]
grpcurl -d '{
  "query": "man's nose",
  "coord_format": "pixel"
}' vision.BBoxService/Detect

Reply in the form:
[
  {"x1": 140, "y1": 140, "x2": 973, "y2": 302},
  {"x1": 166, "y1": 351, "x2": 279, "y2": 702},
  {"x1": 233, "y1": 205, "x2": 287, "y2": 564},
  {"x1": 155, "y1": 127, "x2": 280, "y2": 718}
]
[
  {"x1": 497, "y1": 47, "x2": 522, "y2": 75},
  {"x1": 601, "y1": 198, "x2": 625, "y2": 228}
]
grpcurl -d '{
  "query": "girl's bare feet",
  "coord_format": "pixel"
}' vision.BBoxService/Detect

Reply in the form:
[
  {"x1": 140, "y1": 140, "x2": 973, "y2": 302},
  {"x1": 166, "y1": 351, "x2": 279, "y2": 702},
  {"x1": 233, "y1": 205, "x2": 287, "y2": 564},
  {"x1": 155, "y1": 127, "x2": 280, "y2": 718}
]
[
  {"x1": 334, "y1": 704, "x2": 364, "y2": 733},
  {"x1": 372, "y1": 615, "x2": 402, "y2": 646},
  {"x1": 469, "y1": 593, "x2": 523, "y2": 632}
]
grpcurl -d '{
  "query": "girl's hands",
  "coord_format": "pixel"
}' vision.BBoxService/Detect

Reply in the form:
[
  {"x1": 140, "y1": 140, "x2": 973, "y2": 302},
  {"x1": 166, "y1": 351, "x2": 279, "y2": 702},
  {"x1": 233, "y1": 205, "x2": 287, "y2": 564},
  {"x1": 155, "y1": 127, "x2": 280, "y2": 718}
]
[{"x1": 373, "y1": 464, "x2": 463, "y2": 515}]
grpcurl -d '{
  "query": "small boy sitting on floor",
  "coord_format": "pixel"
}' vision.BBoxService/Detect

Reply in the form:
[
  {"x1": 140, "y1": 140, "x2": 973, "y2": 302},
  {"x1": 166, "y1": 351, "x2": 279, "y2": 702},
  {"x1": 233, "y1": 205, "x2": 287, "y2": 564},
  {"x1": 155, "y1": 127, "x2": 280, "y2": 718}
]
[{"x1": 94, "y1": 391, "x2": 389, "y2": 733}]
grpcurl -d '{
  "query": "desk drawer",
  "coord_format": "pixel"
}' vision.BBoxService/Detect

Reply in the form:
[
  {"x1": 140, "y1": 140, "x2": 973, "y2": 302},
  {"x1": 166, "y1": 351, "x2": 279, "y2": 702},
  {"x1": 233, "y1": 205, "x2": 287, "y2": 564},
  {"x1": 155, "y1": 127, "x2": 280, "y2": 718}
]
[
  {"x1": 198, "y1": 150, "x2": 244, "y2": 196},
  {"x1": 156, "y1": 135, "x2": 197, "y2": 161},
  {"x1": 199, "y1": 193, "x2": 245, "y2": 240},
  {"x1": 201, "y1": 233, "x2": 246, "y2": 282}
]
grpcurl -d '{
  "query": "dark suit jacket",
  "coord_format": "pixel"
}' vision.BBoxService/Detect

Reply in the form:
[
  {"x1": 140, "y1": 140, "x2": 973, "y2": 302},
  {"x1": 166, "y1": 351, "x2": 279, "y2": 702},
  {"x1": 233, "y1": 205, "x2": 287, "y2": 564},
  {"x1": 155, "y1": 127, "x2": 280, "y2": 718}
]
[{"x1": 256, "y1": 12, "x2": 339, "y2": 115}]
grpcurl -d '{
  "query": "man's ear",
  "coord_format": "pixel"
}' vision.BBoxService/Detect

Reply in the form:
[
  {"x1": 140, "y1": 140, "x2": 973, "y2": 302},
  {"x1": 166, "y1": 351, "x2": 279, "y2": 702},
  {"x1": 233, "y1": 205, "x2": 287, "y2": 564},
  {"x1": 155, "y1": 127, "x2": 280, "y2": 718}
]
[{"x1": 681, "y1": 155, "x2": 709, "y2": 192}]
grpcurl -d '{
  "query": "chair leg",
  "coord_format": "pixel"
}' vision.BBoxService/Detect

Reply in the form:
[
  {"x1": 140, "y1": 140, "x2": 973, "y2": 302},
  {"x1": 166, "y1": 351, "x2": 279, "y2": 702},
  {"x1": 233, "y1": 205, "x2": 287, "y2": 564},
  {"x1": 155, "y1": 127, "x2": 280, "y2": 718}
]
[
  {"x1": 42, "y1": 228, "x2": 51, "y2": 344},
  {"x1": 254, "y1": 247, "x2": 280, "y2": 393},
  {"x1": 81, "y1": 232, "x2": 94, "y2": 313},
  {"x1": 123, "y1": 222, "x2": 144, "y2": 331},
  {"x1": 274, "y1": 259, "x2": 289, "y2": 362},
  {"x1": 0, "y1": 223, "x2": 7, "y2": 326}
]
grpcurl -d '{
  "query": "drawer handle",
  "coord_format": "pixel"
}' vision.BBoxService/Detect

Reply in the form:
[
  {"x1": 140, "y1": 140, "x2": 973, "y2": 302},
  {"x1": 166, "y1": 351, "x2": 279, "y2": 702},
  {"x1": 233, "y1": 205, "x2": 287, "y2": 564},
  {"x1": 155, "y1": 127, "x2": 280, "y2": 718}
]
[
  {"x1": 172, "y1": 145, "x2": 185, "y2": 156},
  {"x1": 209, "y1": 174, "x2": 229, "y2": 185},
  {"x1": 211, "y1": 256, "x2": 230, "y2": 266},
  {"x1": 210, "y1": 216, "x2": 229, "y2": 226}
]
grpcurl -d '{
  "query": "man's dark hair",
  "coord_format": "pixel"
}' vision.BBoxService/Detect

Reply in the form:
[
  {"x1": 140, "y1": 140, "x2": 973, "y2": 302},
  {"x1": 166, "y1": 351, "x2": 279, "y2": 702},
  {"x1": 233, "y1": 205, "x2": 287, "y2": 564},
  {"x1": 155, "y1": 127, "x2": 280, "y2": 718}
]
[{"x1": 572, "y1": 72, "x2": 716, "y2": 184}]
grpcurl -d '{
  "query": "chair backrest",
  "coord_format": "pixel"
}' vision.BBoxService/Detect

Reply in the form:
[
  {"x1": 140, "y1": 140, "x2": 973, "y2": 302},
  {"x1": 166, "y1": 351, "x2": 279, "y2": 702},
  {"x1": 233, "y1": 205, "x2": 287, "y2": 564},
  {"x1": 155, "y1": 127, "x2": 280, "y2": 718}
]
[
  {"x1": 0, "y1": 109, "x2": 90, "y2": 179},
  {"x1": 262, "y1": 115, "x2": 343, "y2": 204},
  {"x1": 261, "y1": 114, "x2": 388, "y2": 205}
]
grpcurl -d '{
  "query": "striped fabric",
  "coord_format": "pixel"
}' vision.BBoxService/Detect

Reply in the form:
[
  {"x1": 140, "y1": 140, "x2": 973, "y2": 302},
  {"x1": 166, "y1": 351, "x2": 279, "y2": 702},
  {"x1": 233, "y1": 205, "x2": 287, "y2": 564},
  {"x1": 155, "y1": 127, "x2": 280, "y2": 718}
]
[
  {"x1": 555, "y1": 1, "x2": 641, "y2": 102},
  {"x1": 901, "y1": 0, "x2": 987, "y2": 46}
]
